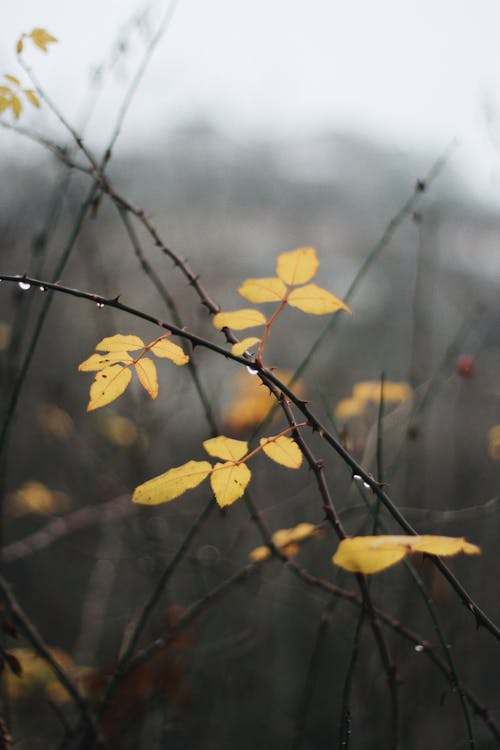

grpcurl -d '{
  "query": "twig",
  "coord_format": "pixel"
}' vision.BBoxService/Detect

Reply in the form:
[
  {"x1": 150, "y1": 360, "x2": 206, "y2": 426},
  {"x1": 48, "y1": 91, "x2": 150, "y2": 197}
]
[
  {"x1": 0, "y1": 576, "x2": 101, "y2": 746},
  {"x1": 1, "y1": 272, "x2": 497, "y2": 644},
  {"x1": 0, "y1": 494, "x2": 132, "y2": 564},
  {"x1": 339, "y1": 609, "x2": 365, "y2": 749},
  {"x1": 292, "y1": 600, "x2": 336, "y2": 750},
  {"x1": 96, "y1": 499, "x2": 215, "y2": 721},
  {"x1": 249, "y1": 141, "x2": 457, "y2": 441}
]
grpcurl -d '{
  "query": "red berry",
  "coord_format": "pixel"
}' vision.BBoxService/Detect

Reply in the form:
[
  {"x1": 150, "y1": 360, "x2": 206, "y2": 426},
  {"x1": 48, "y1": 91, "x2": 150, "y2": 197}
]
[{"x1": 456, "y1": 355, "x2": 475, "y2": 377}]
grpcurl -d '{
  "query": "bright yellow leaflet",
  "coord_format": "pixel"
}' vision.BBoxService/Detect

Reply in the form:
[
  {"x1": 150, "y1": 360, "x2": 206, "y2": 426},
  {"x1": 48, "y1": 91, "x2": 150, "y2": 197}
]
[
  {"x1": 132, "y1": 461, "x2": 212, "y2": 505},
  {"x1": 333, "y1": 535, "x2": 481, "y2": 575},
  {"x1": 276, "y1": 247, "x2": 319, "y2": 285}
]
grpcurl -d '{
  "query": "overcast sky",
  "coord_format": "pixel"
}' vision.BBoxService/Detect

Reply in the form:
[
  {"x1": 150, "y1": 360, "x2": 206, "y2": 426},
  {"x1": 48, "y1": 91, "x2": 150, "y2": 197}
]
[{"x1": 2, "y1": 1, "x2": 500, "y2": 202}]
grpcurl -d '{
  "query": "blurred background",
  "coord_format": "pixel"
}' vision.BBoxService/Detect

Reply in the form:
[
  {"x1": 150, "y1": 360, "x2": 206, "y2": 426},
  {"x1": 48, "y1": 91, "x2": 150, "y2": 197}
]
[{"x1": 0, "y1": 2, "x2": 499, "y2": 748}]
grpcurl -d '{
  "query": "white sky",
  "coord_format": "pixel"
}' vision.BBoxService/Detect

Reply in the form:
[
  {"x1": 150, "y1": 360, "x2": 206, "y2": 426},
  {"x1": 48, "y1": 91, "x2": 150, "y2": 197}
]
[{"x1": 2, "y1": 1, "x2": 500, "y2": 202}]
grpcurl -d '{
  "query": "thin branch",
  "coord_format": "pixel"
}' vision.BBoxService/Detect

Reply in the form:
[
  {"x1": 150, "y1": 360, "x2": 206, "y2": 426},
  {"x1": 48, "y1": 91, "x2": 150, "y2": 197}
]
[
  {"x1": 249, "y1": 141, "x2": 457, "y2": 441},
  {"x1": 96, "y1": 499, "x2": 215, "y2": 721},
  {"x1": 103, "y1": 0, "x2": 181, "y2": 162},
  {"x1": 0, "y1": 182, "x2": 100, "y2": 544},
  {"x1": 0, "y1": 275, "x2": 250, "y2": 366},
  {"x1": 116, "y1": 207, "x2": 219, "y2": 435},
  {"x1": 0, "y1": 576, "x2": 101, "y2": 746},
  {"x1": 292, "y1": 600, "x2": 336, "y2": 750},
  {"x1": 339, "y1": 609, "x2": 365, "y2": 749},
  {"x1": 0, "y1": 494, "x2": 132, "y2": 564},
  {"x1": 1, "y1": 273, "x2": 497, "y2": 643}
]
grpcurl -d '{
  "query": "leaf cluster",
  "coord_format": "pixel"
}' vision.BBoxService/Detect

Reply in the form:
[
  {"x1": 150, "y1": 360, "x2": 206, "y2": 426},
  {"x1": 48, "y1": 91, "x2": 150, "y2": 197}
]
[
  {"x1": 0, "y1": 29, "x2": 56, "y2": 120},
  {"x1": 132, "y1": 432, "x2": 303, "y2": 508},
  {"x1": 0, "y1": 74, "x2": 39, "y2": 120},
  {"x1": 212, "y1": 247, "x2": 352, "y2": 361},
  {"x1": 78, "y1": 333, "x2": 189, "y2": 411}
]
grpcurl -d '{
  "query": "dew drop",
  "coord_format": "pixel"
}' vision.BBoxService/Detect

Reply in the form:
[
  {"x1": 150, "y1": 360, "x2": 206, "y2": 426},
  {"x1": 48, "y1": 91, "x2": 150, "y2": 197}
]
[
  {"x1": 246, "y1": 366, "x2": 258, "y2": 375},
  {"x1": 96, "y1": 302, "x2": 105, "y2": 308},
  {"x1": 18, "y1": 281, "x2": 31, "y2": 291},
  {"x1": 353, "y1": 474, "x2": 371, "y2": 489},
  {"x1": 414, "y1": 644, "x2": 424, "y2": 653},
  {"x1": 39, "y1": 286, "x2": 46, "y2": 292}
]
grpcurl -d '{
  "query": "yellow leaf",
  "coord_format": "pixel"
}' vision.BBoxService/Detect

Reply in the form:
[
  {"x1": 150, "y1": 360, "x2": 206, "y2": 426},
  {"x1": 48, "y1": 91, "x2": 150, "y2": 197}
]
[
  {"x1": 231, "y1": 337, "x2": 260, "y2": 356},
  {"x1": 2, "y1": 648, "x2": 74, "y2": 702},
  {"x1": 87, "y1": 365, "x2": 132, "y2": 412},
  {"x1": 98, "y1": 415, "x2": 138, "y2": 447},
  {"x1": 96, "y1": 334, "x2": 144, "y2": 352},
  {"x1": 4, "y1": 74, "x2": 20, "y2": 86},
  {"x1": 78, "y1": 352, "x2": 133, "y2": 371},
  {"x1": 224, "y1": 369, "x2": 306, "y2": 432},
  {"x1": 238, "y1": 277, "x2": 287, "y2": 303},
  {"x1": 287, "y1": 284, "x2": 352, "y2": 316},
  {"x1": 334, "y1": 397, "x2": 365, "y2": 422},
  {"x1": 273, "y1": 522, "x2": 317, "y2": 546},
  {"x1": 16, "y1": 38, "x2": 24, "y2": 54},
  {"x1": 37, "y1": 403, "x2": 74, "y2": 440},
  {"x1": 210, "y1": 462, "x2": 251, "y2": 507},
  {"x1": 11, "y1": 95, "x2": 22, "y2": 119},
  {"x1": 150, "y1": 337, "x2": 189, "y2": 365},
  {"x1": 29, "y1": 28, "x2": 58, "y2": 52},
  {"x1": 6, "y1": 481, "x2": 70, "y2": 517},
  {"x1": 203, "y1": 435, "x2": 248, "y2": 461},
  {"x1": 488, "y1": 424, "x2": 500, "y2": 460},
  {"x1": 260, "y1": 435, "x2": 302, "y2": 469},
  {"x1": 24, "y1": 89, "x2": 40, "y2": 108},
  {"x1": 0, "y1": 96, "x2": 10, "y2": 114},
  {"x1": 332, "y1": 535, "x2": 481, "y2": 575},
  {"x1": 132, "y1": 460, "x2": 212, "y2": 505},
  {"x1": 249, "y1": 545, "x2": 271, "y2": 562},
  {"x1": 276, "y1": 247, "x2": 319, "y2": 285},
  {"x1": 249, "y1": 522, "x2": 317, "y2": 561},
  {"x1": 212, "y1": 309, "x2": 267, "y2": 331},
  {"x1": 134, "y1": 357, "x2": 158, "y2": 399},
  {"x1": 352, "y1": 381, "x2": 411, "y2": 404}
]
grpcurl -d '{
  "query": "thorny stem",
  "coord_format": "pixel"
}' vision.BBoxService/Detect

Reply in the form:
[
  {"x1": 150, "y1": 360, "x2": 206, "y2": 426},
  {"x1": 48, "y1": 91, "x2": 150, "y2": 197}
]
[
  {"x1": 249, "y1": 141, "x2": 458, "y2": 440},
  {"x1": 0, "y1": 182, "x2": 100, "y2": 544},
  {"x1": 270, "y1": 391, "x2": 399, "y2": 747},
  {"x1": 0, "y1": 575, "x2": 102, "y2": 746},
  {"x1": 0, "y1": 273, "x2": 497, "y2": 644},
  {"x1": 349, "y1": 474, "x2": 476, "y2": 747},
  {"x1": 0, "y1": 58, "x2": 493, "y2": 746},
  {"x1": 116, "y1": 203, "x2": 220, "y2": 436}
]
